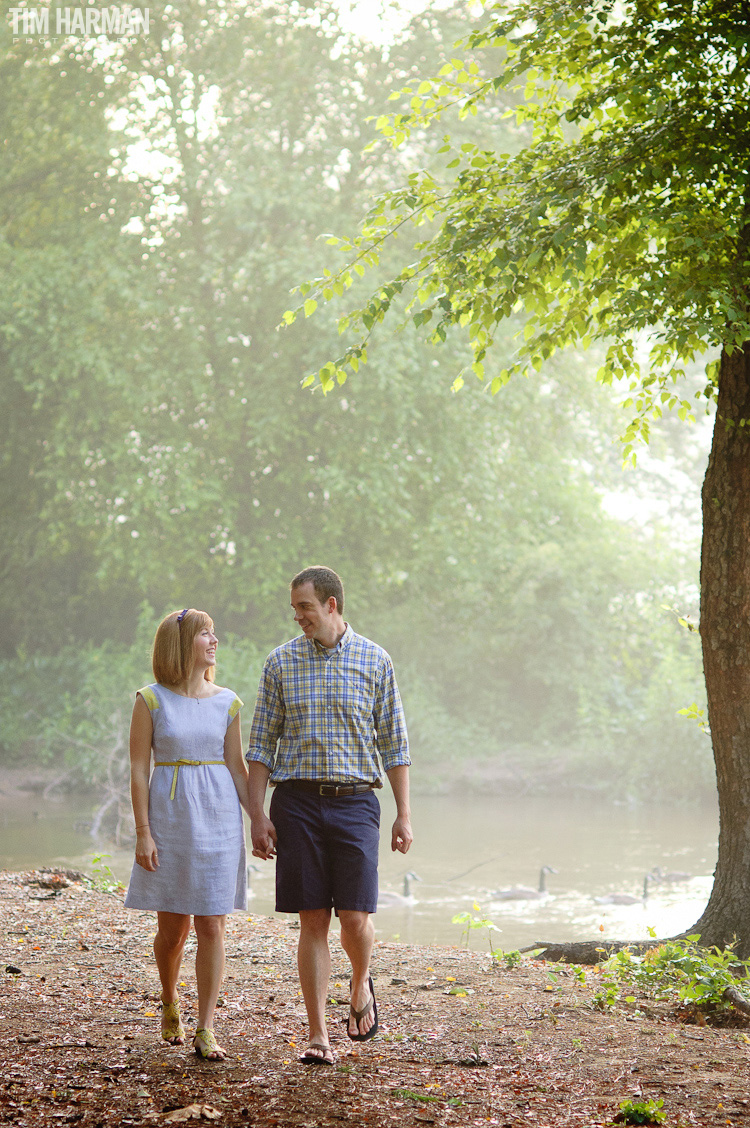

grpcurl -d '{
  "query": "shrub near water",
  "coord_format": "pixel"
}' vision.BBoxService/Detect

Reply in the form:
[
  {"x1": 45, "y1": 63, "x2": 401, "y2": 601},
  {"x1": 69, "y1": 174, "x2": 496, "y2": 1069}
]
[{"x1": 593, "y1": 935, "x2": 750, "y2": 1017}]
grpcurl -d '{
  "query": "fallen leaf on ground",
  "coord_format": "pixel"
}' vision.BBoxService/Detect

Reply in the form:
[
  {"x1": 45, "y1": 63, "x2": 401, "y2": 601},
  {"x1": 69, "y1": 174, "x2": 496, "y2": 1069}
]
[{"x1": 163, "y1": 1104, "x2": 222, "y2": 1122}]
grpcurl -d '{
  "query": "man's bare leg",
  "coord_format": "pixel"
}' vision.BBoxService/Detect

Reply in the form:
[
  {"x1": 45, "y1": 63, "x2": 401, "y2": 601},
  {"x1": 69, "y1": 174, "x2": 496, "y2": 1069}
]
[
  {"x1": 298, "y1": 908, "x2": 333, "y2": 1061},
  {"x1": 339, "y1": 910, "x2": 376, "y2": 1038}
]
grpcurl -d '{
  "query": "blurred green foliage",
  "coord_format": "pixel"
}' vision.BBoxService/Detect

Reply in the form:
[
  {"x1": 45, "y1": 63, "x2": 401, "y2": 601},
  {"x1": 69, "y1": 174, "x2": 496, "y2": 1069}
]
[{"x1": 0, "y1": 2, "x2": 711, "y2": 803}]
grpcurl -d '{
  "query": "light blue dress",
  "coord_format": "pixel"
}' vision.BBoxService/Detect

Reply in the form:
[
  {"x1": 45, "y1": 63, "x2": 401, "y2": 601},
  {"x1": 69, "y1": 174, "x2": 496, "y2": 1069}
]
[{"x1": 125, "y1": 683, "x2": 247, "y2": 915}]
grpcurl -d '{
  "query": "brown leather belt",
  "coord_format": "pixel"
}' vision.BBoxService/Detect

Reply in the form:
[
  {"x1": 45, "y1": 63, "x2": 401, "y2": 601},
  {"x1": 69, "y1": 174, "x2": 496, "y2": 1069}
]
[{"x1": 277, "y1": 780, "x2": 377, "y2": 797}]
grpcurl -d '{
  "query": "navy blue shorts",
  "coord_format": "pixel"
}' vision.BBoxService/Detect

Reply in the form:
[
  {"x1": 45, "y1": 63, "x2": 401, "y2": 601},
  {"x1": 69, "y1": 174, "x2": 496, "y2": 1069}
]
[{"x1": 269, "y1": 785, "x2": 380, "y2": 914}]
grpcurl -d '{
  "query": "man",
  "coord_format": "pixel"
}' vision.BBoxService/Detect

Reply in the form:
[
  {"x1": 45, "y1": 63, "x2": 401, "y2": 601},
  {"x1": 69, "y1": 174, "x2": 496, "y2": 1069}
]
[{"x1": 246, "y1": 565, "x2": 412, "y2": 1065}]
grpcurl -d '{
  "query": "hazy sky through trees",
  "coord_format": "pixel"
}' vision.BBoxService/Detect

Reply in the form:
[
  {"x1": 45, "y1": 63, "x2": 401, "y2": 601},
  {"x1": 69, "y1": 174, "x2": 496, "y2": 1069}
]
[{"x1": 0, "y1": 0, "x2": 714, "y2": 805}]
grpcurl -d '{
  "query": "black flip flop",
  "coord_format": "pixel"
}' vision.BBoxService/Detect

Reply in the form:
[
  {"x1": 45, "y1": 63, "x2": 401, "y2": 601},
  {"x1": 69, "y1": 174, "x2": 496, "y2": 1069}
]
[
  {"x1": 300, "y1": 1041, "x2": 334, "y2": 1065},
  {"x1": 346, "y1": 975, "x2": 378, "y2": 1041}
]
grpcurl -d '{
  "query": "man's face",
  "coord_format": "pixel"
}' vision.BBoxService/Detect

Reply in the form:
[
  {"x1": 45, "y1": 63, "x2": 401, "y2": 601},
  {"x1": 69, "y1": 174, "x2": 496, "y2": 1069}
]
[{"x1": 291, "y1": 581, "x2": 334, "y2": 643}]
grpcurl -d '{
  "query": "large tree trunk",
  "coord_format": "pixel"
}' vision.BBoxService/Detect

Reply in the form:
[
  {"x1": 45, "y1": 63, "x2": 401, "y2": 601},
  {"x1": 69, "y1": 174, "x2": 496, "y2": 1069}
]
[
  {"x1": 528, "y1": 342, "x2": 750, "y2": 967},
  {"x1": 691, "y1": 341, "x2": 750, "y2": 956}
]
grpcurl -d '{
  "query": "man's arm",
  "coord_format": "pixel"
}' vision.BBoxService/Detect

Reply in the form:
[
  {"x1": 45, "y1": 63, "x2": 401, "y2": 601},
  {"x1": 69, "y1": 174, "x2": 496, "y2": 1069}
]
[
  {"x1": 246, "y1": 659, "x2": 284, "y2": 859},
  {"x1": 386, "y1": 764, "x2": 413, "y2": 854},
  {"x1": 247, "y1": 761, "x2": 277, "y2": 859},
  {"x1": 373, "y1": 652, "x2": 412, "y2": 852},
  {"x1": 246, "y1": 658, "x2": 284, "y2": 770}
]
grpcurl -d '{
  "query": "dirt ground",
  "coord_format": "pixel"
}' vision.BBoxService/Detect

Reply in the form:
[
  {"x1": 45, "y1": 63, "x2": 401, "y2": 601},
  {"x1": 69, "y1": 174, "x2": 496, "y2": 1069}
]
[{"x1": 2, "y1": 868, "x2": 749, "y2": 1128}]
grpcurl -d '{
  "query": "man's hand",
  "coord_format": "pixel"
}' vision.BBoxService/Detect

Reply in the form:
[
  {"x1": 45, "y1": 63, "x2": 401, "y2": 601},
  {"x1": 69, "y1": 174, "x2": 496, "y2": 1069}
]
[
  {"x1": 391, "y1": 815, "x2": 413, "y2": 854},
  {"x1": 251, "y1": 813, "x2": 278, "y2": 860}
]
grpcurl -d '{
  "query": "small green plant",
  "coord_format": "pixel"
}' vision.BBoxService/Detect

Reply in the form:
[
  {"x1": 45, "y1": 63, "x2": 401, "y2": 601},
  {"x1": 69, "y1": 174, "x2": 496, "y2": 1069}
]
[
  {"x1": 596, "y1": 934, "x2": 750, "y2": 1015},
  {"x1": 87, "y1": 853, "x2": 125, "y2": 895},
  {"x1": 451, "y1": 903, "x2": 501, "y2": 954},
  {"x1": 391, "y1": 1089, "x2": 440, "y2": 1104},
  {"x1": 499, "y1": 948, "x2": 523, "y2": 968},
  {"x1": 592, "y1": 974, "x2": 620, "y2": 1011},
  {"x1": 614, "y1": 1096, "x2": 666, "y2": 1125}
]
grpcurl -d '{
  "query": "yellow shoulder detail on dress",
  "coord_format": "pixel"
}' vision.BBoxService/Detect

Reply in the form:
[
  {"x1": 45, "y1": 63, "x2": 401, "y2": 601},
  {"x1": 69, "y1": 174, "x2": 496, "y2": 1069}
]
[
  {"x1": 228, "y1": 695, "x2": 243, "y2": 720},
  {"x1": 138, "y1": 686, "x2": 160, "y2": 711}
]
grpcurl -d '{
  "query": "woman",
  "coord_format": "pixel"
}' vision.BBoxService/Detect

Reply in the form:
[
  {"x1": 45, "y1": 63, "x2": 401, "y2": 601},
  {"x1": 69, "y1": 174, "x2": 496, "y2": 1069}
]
[{"x1": 125, "y1": 608, "x2": 249, "y2": 1061}]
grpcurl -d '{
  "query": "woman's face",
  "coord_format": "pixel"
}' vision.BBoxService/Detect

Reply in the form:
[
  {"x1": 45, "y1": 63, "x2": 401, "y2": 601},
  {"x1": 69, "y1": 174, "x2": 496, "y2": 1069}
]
[{"x1": 193, "y1": 624, "x2": 218, "y2": 670}]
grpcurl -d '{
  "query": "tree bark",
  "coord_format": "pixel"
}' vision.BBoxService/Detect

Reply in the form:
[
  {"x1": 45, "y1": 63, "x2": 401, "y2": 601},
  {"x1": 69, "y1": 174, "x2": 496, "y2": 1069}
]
[
  {"x1": 691, "y1": 340, "x2": 750, "y2": 957},
  {"x1": 521, "y1": 939, "x2": 655, "y2": 964}
]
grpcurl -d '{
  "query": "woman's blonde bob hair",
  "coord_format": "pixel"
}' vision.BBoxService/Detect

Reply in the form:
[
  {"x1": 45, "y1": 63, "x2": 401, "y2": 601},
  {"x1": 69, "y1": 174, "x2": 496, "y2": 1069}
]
[{"x1": 151, "y1": 609, "x2": 216, "y2": 687}]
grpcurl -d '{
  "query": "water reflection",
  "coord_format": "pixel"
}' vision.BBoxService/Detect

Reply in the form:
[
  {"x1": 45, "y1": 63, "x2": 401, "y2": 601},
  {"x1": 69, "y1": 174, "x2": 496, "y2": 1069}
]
[{"x1": 0, "y1": 792, "x2": 718, "y2": 951}]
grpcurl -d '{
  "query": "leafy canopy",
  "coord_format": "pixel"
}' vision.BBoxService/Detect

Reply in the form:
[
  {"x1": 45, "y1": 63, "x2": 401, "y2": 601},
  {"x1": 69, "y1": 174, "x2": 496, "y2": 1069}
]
[{"x1": 284, "y1": 0, "x2": 750, "y2": 461}]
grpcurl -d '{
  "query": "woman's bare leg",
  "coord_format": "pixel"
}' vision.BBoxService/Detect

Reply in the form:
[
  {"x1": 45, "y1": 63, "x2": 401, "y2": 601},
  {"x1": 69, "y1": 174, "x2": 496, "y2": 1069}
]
[
  {"x1": 154, "y1": 911, "x2": 191, "y2": 1003},
  {"x1": 193, "y1": 914, "x2": 227, "y2": 1033}
]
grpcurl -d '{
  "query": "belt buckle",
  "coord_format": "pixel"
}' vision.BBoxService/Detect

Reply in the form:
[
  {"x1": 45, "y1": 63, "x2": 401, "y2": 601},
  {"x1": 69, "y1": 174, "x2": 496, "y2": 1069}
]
[{"x1": 319, "y1": 783, "x2": 337, "y2": 797}]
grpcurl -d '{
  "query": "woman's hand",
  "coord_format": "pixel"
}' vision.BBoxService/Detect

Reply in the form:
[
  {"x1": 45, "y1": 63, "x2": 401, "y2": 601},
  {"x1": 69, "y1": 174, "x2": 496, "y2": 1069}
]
[{"x1": 135, "y1": 830, "x2": 159, "y2": 871}]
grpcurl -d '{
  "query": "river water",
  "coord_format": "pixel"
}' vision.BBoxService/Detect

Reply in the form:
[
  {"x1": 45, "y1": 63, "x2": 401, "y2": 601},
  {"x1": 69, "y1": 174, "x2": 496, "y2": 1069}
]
[{"x1": 0, "y1": 792, "x2": 718, "y2": 951}]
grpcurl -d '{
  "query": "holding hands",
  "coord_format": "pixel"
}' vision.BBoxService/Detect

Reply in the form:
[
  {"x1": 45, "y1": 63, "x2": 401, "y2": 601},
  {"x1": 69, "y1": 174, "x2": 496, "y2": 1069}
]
[{"x1": 250, "y1": 812, "x2": 277, "y2": 861}]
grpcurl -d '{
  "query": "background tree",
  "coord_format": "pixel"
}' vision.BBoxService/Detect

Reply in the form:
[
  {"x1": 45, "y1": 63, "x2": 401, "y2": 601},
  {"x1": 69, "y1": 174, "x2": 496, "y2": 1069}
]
[
  {"x1": 0, "y1": 20, "x2": 153, "y2": 643},
  {"x1": 0, "y1": 1, "x2": 709, "y2": 809}
]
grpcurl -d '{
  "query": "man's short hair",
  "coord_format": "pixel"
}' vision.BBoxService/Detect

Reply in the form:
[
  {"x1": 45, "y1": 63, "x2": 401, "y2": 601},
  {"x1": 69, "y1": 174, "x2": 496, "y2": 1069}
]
[{"x1": 291, "y1": 566, "x2": 345, "y2": 614}]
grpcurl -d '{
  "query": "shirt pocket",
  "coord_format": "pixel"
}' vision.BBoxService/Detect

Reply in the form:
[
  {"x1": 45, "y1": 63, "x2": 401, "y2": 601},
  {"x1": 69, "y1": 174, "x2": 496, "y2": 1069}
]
[{"x1": 332, "y1": 667, "x2": 375, "y2": 724}]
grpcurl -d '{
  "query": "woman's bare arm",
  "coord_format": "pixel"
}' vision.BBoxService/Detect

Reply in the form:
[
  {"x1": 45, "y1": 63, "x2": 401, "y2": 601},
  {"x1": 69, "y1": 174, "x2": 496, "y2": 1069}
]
[
  {"x1": 130, "y1": 693, "x2": 157, "y2": 871},
  {"x1": 224, "y1": 714, "x2": 251, "y2": 817}
]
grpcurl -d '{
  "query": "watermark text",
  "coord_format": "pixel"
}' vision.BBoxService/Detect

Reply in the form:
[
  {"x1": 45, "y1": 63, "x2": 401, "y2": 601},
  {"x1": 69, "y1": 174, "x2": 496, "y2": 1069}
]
[{"x1": 9, "y1": 6, "x2": 150, "y2": 39}]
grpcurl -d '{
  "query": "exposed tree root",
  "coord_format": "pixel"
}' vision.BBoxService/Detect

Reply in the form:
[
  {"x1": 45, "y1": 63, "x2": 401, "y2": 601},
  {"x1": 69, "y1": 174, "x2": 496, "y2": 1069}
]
[
  {"x1": 521, "y1": 939, "x2": 657, "y2": 965},
  {"x1": 723, "y1": 984, "x2": 750, "y2": 1017}
]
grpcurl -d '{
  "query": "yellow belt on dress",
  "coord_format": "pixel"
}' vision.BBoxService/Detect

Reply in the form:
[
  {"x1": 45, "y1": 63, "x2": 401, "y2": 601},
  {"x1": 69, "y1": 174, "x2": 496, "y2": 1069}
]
[{"x1": 155, "y1": 759, "x2": 227, "y2": 800}]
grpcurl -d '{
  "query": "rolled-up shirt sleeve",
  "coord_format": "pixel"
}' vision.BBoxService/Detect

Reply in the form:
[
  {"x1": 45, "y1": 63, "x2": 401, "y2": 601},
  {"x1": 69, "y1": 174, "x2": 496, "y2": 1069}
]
[
  {"x1": 246, "y1": 659, "x2": 285, "y2": 769},
  {"x1": 373, "y1": 654, "x2": 410, "y2": 770}
]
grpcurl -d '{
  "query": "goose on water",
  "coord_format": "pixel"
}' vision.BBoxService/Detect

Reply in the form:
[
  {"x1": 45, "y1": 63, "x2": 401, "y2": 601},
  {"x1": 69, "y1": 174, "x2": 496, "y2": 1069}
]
[
  {"x1": 377, "y1": 871, "x2": 422, "y2": 907},
  {"x1": 491, "y1": 865, "x2": 558, "y2": 901},
  {"x1": 594, "y1": 874, "x2": 653, "y2": 905},
  {"x1": 651, "y1": 865, "x2": 692, "y2": 884},
  {"x1": 246, "y1": 862, "x2": 261, "y2": 898}
]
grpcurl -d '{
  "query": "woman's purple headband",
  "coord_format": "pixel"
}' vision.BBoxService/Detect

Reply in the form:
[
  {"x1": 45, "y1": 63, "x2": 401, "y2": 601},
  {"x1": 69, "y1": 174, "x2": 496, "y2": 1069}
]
[{"x1": 176, "y1": 608, "x2": 188, "y2": 624}]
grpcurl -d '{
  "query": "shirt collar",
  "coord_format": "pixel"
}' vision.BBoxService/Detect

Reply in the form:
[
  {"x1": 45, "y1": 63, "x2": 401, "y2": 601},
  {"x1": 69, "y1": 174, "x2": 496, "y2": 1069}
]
[{"x1": 312, "y1": 622, "x2": 353, "y2": 656}]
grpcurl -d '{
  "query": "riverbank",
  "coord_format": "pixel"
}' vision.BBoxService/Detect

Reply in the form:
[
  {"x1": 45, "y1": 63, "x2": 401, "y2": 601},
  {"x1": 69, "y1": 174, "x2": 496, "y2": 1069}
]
[
  {"x1": 0, "y1": 758, "x2": 719, "y2": 811},
  {"x1": 1, "y1": 868, "x2": 748, "y2": 1127},
  {"x1": 0, "y1": 766, "x2": 72, "y2": 806}
]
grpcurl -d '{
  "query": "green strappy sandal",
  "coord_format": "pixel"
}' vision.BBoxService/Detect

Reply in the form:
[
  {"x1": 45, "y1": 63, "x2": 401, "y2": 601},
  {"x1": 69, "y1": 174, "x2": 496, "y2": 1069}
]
[
  {"x1": 193, "y1": 1027, "x2": 226, "y2": 1060},
  {"x1": 161, "y1": 999, "x2": 185, "y2": 1045}
]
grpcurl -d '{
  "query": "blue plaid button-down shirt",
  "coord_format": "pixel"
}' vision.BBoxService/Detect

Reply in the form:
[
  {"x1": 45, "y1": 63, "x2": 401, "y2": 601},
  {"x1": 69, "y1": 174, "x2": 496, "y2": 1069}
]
[{"x1": 246, "y1": 624, "x2": 410, "y2": 784}]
